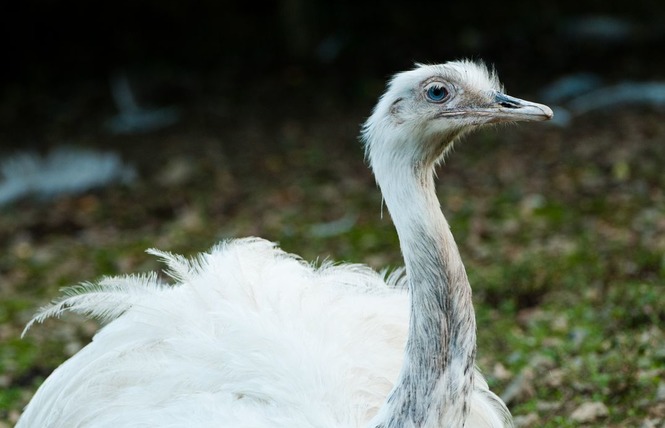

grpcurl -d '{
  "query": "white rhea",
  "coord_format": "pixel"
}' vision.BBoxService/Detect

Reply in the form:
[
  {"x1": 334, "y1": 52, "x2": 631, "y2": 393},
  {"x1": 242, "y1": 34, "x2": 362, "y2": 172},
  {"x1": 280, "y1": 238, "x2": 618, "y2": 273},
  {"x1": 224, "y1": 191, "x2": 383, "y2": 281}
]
[{"x1": 18, "y1": 60, "x2": 552, "y2": 428}]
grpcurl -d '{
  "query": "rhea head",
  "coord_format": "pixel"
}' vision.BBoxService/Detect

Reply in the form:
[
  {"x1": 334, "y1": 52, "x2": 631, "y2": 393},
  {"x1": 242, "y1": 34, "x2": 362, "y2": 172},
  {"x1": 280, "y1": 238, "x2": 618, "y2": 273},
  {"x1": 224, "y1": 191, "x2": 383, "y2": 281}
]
[{"x1": 362, "y1": 60, "x2": 553, "y2": 174}]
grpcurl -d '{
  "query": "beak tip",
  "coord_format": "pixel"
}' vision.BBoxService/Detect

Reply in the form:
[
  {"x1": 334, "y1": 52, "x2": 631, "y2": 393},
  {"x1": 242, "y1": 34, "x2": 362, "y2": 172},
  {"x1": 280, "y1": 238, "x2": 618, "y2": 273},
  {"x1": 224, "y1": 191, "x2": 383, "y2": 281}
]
[{"x1": 540, "y1": 104, "x2": 554, "y2": 121}]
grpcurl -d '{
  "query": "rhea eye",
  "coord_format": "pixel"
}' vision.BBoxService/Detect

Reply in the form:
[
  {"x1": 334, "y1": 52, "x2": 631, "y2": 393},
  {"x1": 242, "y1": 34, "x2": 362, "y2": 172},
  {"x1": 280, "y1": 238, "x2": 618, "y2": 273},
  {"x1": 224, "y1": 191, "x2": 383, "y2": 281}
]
[{"x1": 426, "y1": 85, "x2": 448, "y2": 102}]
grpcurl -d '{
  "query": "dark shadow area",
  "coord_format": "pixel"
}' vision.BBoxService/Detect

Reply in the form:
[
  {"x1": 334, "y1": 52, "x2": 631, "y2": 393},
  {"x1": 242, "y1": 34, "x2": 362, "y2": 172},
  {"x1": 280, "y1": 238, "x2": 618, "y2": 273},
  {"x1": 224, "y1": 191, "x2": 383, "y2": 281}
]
[{"x1": 2, "y1": 1, "x2": 664, "y2": 148}]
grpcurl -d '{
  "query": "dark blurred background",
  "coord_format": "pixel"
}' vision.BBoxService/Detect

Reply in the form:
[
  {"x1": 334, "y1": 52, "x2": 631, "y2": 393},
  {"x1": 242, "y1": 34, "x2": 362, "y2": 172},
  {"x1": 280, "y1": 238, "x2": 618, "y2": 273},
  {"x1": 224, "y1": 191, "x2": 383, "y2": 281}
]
[
  {"x1": 1, "y1": 0, "x2": 664, "y2": 147},
  {"x1": 3, "y1": 0, "x2": 665, "y2": 81}
]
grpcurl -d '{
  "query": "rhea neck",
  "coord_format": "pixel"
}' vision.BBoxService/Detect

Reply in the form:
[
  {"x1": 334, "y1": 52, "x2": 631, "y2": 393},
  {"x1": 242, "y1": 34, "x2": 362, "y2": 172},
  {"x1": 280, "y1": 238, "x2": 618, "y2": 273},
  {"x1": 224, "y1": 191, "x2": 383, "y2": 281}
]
[{"x1": 370, "y1": 142, "x2": 477, "y2": 427}]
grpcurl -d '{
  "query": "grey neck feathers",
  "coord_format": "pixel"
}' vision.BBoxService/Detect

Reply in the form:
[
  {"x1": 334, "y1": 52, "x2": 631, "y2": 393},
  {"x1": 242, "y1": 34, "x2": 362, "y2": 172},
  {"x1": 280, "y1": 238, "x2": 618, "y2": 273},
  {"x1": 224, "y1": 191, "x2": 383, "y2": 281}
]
[{"x1": 371, "y1": 159, "x2": 477, "y2": 427}]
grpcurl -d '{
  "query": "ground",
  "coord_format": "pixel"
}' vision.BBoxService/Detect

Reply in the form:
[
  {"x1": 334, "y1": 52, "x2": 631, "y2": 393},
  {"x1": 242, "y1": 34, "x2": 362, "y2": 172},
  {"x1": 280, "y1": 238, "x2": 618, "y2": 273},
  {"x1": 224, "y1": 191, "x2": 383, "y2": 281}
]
[{"x1": 0, "y1": 73, "x2": 663, "y2": 427}]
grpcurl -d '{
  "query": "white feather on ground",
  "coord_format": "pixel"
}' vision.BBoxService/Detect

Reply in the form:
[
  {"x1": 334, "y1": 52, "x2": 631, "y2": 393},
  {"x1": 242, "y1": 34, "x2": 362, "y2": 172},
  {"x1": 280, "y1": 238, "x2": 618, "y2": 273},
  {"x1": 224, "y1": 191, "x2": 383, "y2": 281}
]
[
  {"x1": 0, "y1": 147, "x2": 135, "y2": 206},
  {"x1": 105, "y1": 72, "x2": 180, "y2": 135}
]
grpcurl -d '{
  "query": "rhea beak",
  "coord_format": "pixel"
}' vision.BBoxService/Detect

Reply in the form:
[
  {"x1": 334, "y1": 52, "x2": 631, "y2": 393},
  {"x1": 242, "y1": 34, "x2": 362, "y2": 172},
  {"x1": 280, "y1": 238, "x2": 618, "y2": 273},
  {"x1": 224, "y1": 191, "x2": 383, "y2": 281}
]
[
  {"x1": 489, "y1": 92, "x2": 553, "y2": 123},
  {"x1": 439, "y1": 92, "x2": 553, "y2": 124}
]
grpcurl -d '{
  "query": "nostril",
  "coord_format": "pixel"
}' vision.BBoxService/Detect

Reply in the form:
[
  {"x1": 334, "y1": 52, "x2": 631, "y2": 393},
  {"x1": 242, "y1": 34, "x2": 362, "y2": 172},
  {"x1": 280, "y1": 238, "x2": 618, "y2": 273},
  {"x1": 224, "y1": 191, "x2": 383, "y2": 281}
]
[{"x1": 499, "y1": 101, "x2": 519, "y2": 108}]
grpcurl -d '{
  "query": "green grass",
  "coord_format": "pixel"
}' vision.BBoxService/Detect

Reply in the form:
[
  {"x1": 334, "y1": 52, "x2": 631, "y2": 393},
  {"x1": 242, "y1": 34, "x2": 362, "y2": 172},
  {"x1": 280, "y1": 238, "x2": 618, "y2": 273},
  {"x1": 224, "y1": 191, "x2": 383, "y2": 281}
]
[{"x1": 1, "y1": 106, "x2": 663, "y2": 427}]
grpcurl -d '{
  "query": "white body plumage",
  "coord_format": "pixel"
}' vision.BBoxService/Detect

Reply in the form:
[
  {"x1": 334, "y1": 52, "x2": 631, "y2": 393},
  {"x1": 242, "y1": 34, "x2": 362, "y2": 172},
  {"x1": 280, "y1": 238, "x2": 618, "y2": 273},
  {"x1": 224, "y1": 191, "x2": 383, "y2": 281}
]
[{"x1": 18, "y1": 239, "x2": 505, "y2": 427}]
